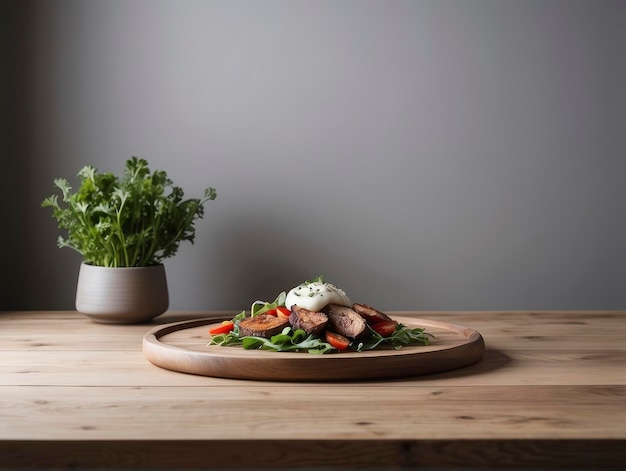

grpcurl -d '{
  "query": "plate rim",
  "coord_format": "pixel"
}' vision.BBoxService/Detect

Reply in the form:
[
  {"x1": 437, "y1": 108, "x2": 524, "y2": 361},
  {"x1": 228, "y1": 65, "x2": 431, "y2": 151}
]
[{"x1": 143, "y1": 315, "x2": 485, "y2": 381}]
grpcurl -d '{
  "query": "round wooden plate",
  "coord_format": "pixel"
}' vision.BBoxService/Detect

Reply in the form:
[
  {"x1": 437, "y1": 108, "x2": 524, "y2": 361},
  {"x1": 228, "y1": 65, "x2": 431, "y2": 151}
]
[{"x1": 143, "y1": 315, "x2": 485, "y2": 381}]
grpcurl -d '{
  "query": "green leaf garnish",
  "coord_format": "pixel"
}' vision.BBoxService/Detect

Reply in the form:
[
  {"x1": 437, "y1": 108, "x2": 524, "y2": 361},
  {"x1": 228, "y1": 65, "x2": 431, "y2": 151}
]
[
  {"x1": 241, "y1": 327, "x2": 334, "y2": 354},
  {"x1": 356, "y1": 324, "x2": 433, "y2": 352}
]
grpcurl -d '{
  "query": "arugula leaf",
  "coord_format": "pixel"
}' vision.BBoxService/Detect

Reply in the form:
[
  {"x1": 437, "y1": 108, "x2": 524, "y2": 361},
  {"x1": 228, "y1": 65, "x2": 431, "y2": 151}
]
[
  {"x1": 250, "y1": 301, "x2": 277, "y2": 317},
  {"x1": 355, "y1": 323, "x2": 433, "y2": 352},
  {"x1": 273, "y1": 291, "x2": 287, "y2": 307},
  {"x1": 241, "y1": 327, "x2": 334, "y2": 354},
  {"x1": 210, "y1": 326, "x2": 334, "y2": 354}
]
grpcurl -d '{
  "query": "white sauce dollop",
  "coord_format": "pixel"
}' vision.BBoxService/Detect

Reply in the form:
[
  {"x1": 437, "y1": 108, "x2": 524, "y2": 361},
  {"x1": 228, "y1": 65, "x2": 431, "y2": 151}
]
[{"x1": 285, "y1": 280, "x2": 351, "y2": 311}]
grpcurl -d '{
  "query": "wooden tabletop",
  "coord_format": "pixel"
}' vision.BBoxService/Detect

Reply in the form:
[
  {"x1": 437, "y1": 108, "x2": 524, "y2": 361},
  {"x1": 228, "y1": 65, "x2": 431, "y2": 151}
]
[{"x1": 1, "y1": 310, "x2": 625, "y2": 469}]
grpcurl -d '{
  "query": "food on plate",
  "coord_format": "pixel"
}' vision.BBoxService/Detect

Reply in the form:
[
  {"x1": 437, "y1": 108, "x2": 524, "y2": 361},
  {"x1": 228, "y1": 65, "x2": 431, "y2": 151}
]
[
  {"x1": 239, "y1": 314, "x2": 290, "y2": 338},
  {"x1": 284, "y1": 278, "x2": 351, "y2": 311},
  {"x1": 352, "y1": 303, "x2": 393, "y2": 324},
  {"x1": 324, "y1": 303, "x2": 367, "y2": 339},
  {"x1": 289, "y1": 306, "x2": 328, "y2": 336},
  {"x1": 324, "y1": 331, "x2": 351, "y2": 351},
  {"x1": 208, "y1": 321, "x2": 235, "y2": 335},
  {"x1": 208, "y1": 276, "x2": 432, "y2": 354}
]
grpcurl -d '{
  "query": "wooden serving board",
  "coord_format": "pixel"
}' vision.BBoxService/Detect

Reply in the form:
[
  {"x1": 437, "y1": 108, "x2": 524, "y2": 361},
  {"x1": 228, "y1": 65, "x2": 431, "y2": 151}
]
[{"x1": 143, "y1": 316, "x2": 485, "y2": 381}]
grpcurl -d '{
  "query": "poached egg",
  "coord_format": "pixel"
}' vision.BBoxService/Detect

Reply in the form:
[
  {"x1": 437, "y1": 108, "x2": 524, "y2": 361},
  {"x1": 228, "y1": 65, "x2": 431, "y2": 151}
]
[{"x1": 284, "y1": 279, "x2": 351, "y2": 311}]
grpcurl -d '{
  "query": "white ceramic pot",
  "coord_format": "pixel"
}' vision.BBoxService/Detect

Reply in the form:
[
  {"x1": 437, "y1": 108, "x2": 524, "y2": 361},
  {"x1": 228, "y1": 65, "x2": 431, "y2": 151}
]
[{"x1": 75, "y1": 262, "x2": 169, "y2": 324}]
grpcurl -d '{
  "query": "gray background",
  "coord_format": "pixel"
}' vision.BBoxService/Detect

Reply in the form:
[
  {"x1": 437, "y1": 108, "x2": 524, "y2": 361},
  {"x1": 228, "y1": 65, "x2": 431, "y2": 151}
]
[{"x1": 2, "y1": 0, "x2": 625, "y2": 312}]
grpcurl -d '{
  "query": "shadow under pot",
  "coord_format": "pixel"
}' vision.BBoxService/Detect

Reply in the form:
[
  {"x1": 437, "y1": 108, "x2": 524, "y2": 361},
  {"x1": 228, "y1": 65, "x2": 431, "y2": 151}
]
[{"x1": 75, "y1": 262, "x2": 169, "y2": 324}]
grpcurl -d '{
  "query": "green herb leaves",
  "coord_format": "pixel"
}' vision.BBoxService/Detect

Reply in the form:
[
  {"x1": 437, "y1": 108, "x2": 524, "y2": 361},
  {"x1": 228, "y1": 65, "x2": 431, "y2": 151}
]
[
  {"x1": 241, "y1": 328, "x2": 334, "y2": 354},
  {"x1": 355, "y1": 324, "x2": 433, "y2": 352},
  {"x1": 42, "y1": 157, "x2": 216, "y2": 267},
  {"x1": 210, "y1": 325, "x2": 334, "y2": 354}
]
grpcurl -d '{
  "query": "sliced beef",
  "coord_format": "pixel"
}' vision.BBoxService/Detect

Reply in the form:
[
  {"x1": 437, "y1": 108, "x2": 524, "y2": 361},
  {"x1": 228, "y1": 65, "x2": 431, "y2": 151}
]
[
  {"x1": 238, "y1": 314, "x2": 290, "y2": 338},
  {"x1": 352, "y1": 303, "x2": 393, "y2": 325},
  {"x1": 324, "y1": 303, "x2": 367, "y2": 339},
  {"x1": 289, "y1": 306, "x2": 328, "y2": 336}
]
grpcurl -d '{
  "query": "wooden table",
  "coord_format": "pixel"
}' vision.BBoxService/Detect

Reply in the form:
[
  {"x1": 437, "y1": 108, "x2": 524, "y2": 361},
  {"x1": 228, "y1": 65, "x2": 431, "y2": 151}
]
[{"x1": 1, "y1": 310, "x2": 625, "y2": 469}]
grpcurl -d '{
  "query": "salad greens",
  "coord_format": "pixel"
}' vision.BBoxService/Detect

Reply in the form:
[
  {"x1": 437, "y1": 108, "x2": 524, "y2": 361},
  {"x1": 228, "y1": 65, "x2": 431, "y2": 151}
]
[
  {"x1": 210, "y1": 292, "x2": 335, "y2": 354},
  {"x1": 42, "y1": 157, "x2": 216, "y2": 267},
  {"x1": 241, "y1": 328, "x2": 335, "y2": 354},
  {"x1": 209, "y1": 293, "x2": 433, "y2": 354},
  {"x1": 250, "y1": 291, "x2": 287, "y2": 316},
  {"x1": 355, "y1": 324, "x2": 433, "y2": 351}
]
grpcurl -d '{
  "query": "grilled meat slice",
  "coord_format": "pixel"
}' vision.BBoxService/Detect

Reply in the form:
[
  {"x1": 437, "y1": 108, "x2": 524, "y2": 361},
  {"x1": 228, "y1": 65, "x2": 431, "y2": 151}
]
[
  {"x1": 238, "y1": 314, "x2": 290, "y2": 338},
  {"x1": 324, "y1": 303, "x2": 367, "y2": 339},
  {"x1": 352, "y1": 303, "x2": 393, "y2": 325},
  {"x1": 289, "y1": 306, "x2": 328, "y2": 336}
]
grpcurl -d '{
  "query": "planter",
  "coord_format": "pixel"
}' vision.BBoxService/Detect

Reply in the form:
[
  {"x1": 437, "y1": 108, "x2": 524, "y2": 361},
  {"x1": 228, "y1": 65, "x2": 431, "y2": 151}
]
[{"x1": 75, "y1": 262, "x2": 169, "y2": 324}]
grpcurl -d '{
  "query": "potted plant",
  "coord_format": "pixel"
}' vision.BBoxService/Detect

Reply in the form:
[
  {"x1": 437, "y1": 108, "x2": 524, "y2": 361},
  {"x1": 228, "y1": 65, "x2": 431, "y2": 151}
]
[{"x1": 42, "y1": 157, "x2": 217, "y2": 323}]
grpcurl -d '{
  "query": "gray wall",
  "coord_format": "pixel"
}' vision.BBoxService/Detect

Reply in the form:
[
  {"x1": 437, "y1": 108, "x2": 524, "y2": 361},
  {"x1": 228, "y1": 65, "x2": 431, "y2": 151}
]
[{"x1": 3, "y1": 0, "x2": 625, "y2": 311}]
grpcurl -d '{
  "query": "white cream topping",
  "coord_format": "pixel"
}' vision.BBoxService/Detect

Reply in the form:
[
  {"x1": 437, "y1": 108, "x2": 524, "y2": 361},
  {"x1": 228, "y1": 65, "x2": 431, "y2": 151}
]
[{"x1": 285, "y1": 280, "x2": 351, "y2": 311}]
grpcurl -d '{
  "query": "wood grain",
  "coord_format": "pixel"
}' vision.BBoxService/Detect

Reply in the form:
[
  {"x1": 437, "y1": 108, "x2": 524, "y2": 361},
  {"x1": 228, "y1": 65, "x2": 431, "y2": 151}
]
[{"x1": 1, "y1": 310, "x2": 625, "y2": 469}]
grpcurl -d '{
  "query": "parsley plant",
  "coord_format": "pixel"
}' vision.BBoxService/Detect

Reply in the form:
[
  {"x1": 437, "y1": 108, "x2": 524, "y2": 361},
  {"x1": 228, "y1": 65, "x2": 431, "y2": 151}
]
[{"x1": 42, "y1": 157, "x2": 216, "y2": 267}]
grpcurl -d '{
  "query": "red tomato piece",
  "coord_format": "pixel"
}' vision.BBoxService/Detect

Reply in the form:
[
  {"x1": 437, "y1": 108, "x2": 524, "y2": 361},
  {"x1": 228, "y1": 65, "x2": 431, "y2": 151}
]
[
  {"x1": 325, "y1": 331, "x2": 351, "y2": 351},
  {"x1": 209, "y1": 321, "x2": 234, "y2": 335},
  {"x1": 371, "y1": 320, "x2": 398, "y2": 337},
  {"x1": 276, "y1": 306, "x2": 291, "y2": 317},
  {"x1": 264, "y1": 308, "x2": 278, "y2": 316}
]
